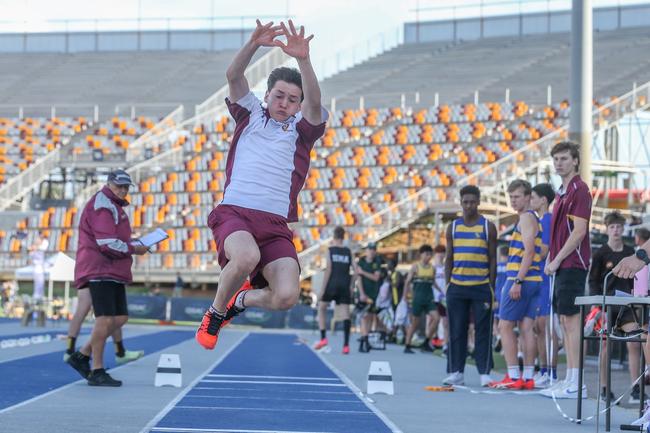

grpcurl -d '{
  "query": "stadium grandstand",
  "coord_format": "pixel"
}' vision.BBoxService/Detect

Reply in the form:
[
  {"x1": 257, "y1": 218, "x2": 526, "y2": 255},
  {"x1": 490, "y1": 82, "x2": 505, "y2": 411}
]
[
  {"x1": 1, "y1": 20, "x2": 648, "y2": 282},
  {"x1": 2, "y1": 1, "x2": 650, "y2": 432}
]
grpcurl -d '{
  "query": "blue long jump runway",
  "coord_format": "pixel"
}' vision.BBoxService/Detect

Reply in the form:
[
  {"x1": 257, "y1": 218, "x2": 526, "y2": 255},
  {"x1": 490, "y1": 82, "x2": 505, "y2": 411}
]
[
  {"x1": 149, "y1": 333, "x2": 396, "y2": 433},
  {"x1": 0, "y1": 329, "x2": 194, "y2": 411}
]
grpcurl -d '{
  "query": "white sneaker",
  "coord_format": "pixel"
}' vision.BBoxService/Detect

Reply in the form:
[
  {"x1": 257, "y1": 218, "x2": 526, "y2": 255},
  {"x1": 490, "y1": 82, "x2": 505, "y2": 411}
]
[
  {"x1": 539, "y1": 380, "x2": 566, "y2": 397},
  {"x1": 63, "y1": 352, "x2": 71, "y2": 362},
  {"x1": 533, "y1": 372, "x2": 551, "y2": 389},
  {"x1": 443, "y1": 372, "x2": 465, "y2": 386},
  {"x1": 547, "y1": 382, "x2": 587, "y2": 399},
  {"x1": 480, "y1": 374, "x2": 493, "y2": 387},
  {"x1": 631, "y1": 402, "x2": 650, "y2": 426}
]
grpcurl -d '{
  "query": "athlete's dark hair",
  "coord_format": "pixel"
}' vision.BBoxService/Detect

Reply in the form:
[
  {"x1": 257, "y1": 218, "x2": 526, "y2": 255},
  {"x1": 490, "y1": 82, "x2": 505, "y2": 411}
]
[
  {"x1": 604, "y1": 211, "x2": 626, "y2": 227},
  {"x1": 460, "y1": 185, "x2": 480, "y2": 199},
  {"x1": 333, "y1": 226, "x2": 345, "y2": 240},
  {"x1": 636, "y1": 228, "x2": 650, "y2": 242},
  {"x1": 532, "y1": 183, "x2": 555, "y2": 206},
  {"x1": 434, "y1": 245, "x2": 446, "y2": 254},
  {"x1": 419, "y1": 244, "x2": 433, "y2": 254},
  {"x1": 267, "y1": 67, "x2": 303, "y2": 101}
]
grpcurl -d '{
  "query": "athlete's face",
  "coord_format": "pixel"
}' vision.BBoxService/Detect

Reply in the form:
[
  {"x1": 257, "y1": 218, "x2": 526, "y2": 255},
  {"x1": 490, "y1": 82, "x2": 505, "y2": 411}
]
[
  {"x1": 433, "y1": 252, "x2": 445, "y2": 265},
  {"x1": 420, "y1": 251, "x2": 432, "y2": 264},
  {"x1": 508, "y1": 187, "x2": 530, "y2": 213},
  {"x1": 607, "y1": 223, "x2": 624, "y2": 242},
  {"x1": 530, "y1": 191, "x2": 546, "y2": 213},
  {"x1": 553, "y1": 150, "x2": 579, "y2": 178},
  {"x1": 265, "y1": 80, "x2": 302, "y2": 122},
  {"x1": 460, "y1": 194, "x2": 479, "y2": 219}
]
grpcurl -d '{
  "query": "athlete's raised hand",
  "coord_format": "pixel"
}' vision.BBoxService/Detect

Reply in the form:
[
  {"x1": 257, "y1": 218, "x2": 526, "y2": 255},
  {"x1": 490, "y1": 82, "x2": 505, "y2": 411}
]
[
  {"x1": 274, "y1": 20, "x2": 313, "y2": 60},
  {"x1": 250, "y1": 19, "x2": 283, "y2": 48}
]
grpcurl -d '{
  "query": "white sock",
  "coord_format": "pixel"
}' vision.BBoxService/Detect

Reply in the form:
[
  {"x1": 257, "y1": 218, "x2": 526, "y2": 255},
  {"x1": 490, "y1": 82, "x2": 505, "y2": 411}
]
[
  {"x1": 508, "y1": 366, "x2": 521, "y2": 379},
  {"x1": 569, "y1": 368, "x2": 579, "y2": 384},
  {"x1": 523, "y1": 366, "x2": 534, "y2": 380},
  {"x1": 234, "y1": 290, "x2": 248, "y2": 310}
]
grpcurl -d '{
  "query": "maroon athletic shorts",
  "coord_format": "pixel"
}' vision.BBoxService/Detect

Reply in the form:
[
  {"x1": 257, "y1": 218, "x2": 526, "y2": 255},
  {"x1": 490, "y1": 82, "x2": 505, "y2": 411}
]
[{"x1": 208, "y1": 204, "x2": 298, "y2": 288}]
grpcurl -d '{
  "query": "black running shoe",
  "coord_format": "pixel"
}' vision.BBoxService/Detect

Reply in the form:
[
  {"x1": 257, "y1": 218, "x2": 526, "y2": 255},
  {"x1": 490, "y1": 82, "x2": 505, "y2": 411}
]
[
  {"x1": 359, "y1": 338, "x2": 370, "y2": 353},
  {"x1": 87, "y1": 369, "x2": 122, "y2": 387},
  {"x1": 420, "y1": 341, "x2": 434, "y2": 353},
  {"x1": 404, "y1": 345, "x2": 415, "y2": 354},
  {"x1": 629, "y1": 384, "x2": 641, "y2": 404},
  {"x1": 600, "y1": 387, "x2": 618, "y2": 404},
  {"x1": 66, "y1": 351, "x2": 91, "y2": 379}
]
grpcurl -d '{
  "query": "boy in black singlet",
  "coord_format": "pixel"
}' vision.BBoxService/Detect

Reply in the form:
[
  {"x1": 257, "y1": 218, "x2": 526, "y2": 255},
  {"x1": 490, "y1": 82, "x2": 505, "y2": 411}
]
[{"x1": 314, "y1": 226, "x2": 355, "y2": 354}]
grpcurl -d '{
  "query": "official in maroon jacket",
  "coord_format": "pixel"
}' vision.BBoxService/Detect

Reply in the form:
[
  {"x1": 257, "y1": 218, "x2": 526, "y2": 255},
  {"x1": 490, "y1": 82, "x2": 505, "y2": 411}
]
[{"x1": 67, "y1": 170, "x2": 148, "y2": 386}]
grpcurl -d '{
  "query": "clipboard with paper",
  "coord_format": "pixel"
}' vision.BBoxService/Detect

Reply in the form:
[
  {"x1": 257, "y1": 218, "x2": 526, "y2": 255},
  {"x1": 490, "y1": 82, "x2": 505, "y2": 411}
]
[{"x1": 137, "y1": 228, "x2": 169, "y2": 248}]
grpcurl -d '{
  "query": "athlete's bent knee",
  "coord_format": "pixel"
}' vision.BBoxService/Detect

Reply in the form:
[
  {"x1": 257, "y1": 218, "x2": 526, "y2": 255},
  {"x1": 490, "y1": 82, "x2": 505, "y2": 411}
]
[
  {"x1": 274, "y1": 290, "x2": 299, "y2": 310},
  {"x1": 230, "y1": 250, "x2": 260, "y2": 274}
]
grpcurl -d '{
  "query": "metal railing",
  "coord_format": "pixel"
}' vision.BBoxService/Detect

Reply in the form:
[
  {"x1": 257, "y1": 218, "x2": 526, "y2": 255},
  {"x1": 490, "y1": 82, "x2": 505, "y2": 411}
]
[
  {"x1": 0, "y1": 148, "x2": 62, "y2": 212},
  {"x1": 0, "y1": 15, "x2": 286, "y2": 34},
  {"x1": 0, "y1": 104, "x2": 99, "y2": 122},
  {"x1": 297, "y1": 81, "x2": 650, "y2": 279},
  {"x1": 126, "y1": 105, "x2": 184, "y2": 163},
  {"x1": 73, "y1": 146, "x2": 184, "y2": 209},
  {"x1": 113, "y1": 103, "x2": 183, "y2": 120},
  {"x1": 459, "y1": 82, "x2": 650, "y2": 188}
]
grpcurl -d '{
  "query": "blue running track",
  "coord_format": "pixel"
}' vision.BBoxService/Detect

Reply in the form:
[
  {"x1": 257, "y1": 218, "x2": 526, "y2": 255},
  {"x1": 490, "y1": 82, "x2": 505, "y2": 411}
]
[
  {"x1": 0, "y1": 330, "x2": 194, "y2": 410},
  {"x1": 150, "y1": 333, "x2": 396, "y2": 433}
]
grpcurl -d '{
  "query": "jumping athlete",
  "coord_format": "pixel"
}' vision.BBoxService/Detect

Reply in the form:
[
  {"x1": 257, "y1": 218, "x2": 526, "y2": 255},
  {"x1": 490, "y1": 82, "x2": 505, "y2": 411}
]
[{"x1": 196, "y1": 19, "x2": 328, "y2": 350}]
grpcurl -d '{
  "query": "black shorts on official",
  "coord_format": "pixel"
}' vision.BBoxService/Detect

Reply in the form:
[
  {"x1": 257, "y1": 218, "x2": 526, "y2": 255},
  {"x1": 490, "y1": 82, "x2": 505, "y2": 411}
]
[
  {"x1": 89, "y1": 280, "x2": 128, "y2": 317},
  {"x1": 321, "y1": 283, "x2": 351, "y2": 305},
  {"x1": 552, "y1": 268, "x2": 587, "y2": 316}
]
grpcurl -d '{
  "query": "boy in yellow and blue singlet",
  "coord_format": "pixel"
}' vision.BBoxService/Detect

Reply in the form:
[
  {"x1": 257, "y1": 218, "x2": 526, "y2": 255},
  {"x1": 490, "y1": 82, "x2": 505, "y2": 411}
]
[
  {"x1": 489, "y1": 180, "x2": 542, "y2": 390},
  {"x1": 443, "y1": 185, "x2": 497, "y2": 387}
]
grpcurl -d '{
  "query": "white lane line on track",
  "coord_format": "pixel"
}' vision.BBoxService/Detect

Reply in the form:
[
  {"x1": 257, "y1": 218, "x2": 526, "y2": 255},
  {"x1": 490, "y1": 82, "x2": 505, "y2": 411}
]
[
  {"x1": 199, "y1": 379, "x2": 347, "y2": 386},
  {"x1": 205, "y1": 374, "x2": 340, "y2": 381},
  {"x1": 172, "y1": 406, "x2": 374, "y2": 414},
  {"x1": 151, "y1": 427, "x2": 338, "y2": 433},
  {"x1": 0, "y1": 329, "x2": 179, "y2": 415},
  {"x1": 183, "y1": 395, "x2": 363, "y2": 403},
  {"x1": 137, "y1": 332, "x2": 250, "y2": 433},
  {"x1": 309, "y1": 341, "x2": 405, "y2": 433},
  {"x1": 190, "y1": 386, "x2": 351, "y2": 394}
]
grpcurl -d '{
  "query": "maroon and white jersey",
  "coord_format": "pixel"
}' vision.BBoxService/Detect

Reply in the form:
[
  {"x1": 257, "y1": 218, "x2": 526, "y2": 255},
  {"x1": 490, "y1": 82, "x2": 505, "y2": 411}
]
[
  {"x1": 221, "y1": 92, "x2": 328, "y2": 222},
  {"x1": 549, "y1": 174, "x2": 592, "y2": 270}
]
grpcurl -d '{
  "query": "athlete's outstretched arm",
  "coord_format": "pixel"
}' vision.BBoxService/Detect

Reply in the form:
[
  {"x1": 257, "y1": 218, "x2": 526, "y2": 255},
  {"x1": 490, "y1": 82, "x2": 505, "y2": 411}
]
[
  {"x1": 227, "y1": 20, "x2": 282, "y2": 102},
  {"x1": 274, "y1": 20, "x2": 322, "y2": 125}
]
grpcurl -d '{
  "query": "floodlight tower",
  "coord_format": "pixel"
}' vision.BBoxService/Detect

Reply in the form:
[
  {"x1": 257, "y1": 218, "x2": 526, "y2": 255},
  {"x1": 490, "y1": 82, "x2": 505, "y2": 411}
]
[{"x1": 569, "y1": 0, "x2": 593, "y2": 185}]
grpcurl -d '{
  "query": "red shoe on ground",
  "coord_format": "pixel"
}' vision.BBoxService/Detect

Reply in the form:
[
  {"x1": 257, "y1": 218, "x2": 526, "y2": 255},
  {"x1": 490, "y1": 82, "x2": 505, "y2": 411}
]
[
  {"x1": 505, "y1": 377, "x2": 535, "y2": 390},
  {"x1": 196, "y1": 310, "x2": 225, "y2": 350},
  {"x1": 313, "y1": 338, "x2": 328, "y2": 350},
  {"x1": 342, "y1": 345, "x2": 350, "y2": 355},
  {"x1": 488, "y1": 374, "x2": 516, "y2": 389}
]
